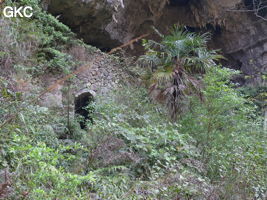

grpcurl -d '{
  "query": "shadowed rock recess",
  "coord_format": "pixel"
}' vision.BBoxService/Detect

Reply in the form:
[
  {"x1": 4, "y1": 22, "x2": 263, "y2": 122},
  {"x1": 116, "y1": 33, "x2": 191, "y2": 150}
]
[
  {"x1": 48, "y1": 0, "x2": 267, "y2": 85},
  {"x1": 75, "y1": 91, "x2": 94, "y2": 128}
]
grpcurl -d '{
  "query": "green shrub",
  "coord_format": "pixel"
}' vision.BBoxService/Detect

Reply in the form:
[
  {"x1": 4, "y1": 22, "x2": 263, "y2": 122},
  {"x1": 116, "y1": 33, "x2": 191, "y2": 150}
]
[
  {"x1": 180, "y1": 66, "x2": 267, "y2": 199},
  {"x1": 82, "y1": 87, "x2": 209, "y2": 199},
  {"x1": 1, "y1": 0, "x2": 77, "y2": 75},
  {"x1": 0, "y1": 103, "x2": 95, "y2": 199}
]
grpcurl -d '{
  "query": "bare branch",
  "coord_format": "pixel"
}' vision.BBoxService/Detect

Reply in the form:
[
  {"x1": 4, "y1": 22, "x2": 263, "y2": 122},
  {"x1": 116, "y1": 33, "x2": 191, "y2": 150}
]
[{"x1": 227, "y1": 0, "x2": 267, "y2": 21}]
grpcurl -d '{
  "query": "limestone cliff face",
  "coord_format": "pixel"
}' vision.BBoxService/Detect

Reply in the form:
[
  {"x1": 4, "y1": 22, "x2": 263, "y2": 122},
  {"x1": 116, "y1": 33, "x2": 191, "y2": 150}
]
[
  {"x1": 48, "y1": 0, "x2": 267, "y2": 85},
  {"x1": 192, "y1": 0, "x2": 267, "y2": 86}
]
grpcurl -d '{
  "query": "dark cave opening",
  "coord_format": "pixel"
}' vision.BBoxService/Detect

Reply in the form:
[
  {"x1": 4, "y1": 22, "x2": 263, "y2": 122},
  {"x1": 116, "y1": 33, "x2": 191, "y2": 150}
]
[
  {"x1": 169, "y1": 0, "x2": 191, "y2": 6},
  {"x1": 76, "y1": 29, "x2": 121, "y2": 52},
  {"x1": 205, "y1": 24, "x2": 222, "y2": 35},
  {"x1": 90, "y1": 42, "x2": 112, "y2": 52},
  {"x1": 47, "y1": 2, "x2": 121, "y2": 52},
  {"x1": 68, "y1": 25, "x2": 119, "y2": 52},
  {"x1": 74, "y1": 92, "x2": 94, "y2": 129},
  {"x1": 184, "y1": 24, "x2": 222, "y2": 37},
  {"x1": 184, "y1": 26, "x2": 199, "y2": 32}
]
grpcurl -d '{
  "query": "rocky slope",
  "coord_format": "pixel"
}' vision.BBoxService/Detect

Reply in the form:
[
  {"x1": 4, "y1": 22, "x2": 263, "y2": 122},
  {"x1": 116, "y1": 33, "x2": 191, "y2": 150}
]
[{"x1": 48, "y1": 0, "x2": 267, "y2": 85}]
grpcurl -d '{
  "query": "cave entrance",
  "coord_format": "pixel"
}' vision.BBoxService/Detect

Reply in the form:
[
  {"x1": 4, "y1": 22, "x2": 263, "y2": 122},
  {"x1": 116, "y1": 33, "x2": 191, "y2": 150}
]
[
  {"x1": 169, "y1": 0, "x2": 191, "y2": 6},
  {"x1": 74, "y1": 92, "x2": 94, "y2": 129}
]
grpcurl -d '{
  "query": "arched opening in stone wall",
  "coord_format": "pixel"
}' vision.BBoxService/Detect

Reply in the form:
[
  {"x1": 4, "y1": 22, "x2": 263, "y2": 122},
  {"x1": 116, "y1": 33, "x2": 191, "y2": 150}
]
[{"x1": 75, "y1": 92, "x2": 94, "y2": 129}]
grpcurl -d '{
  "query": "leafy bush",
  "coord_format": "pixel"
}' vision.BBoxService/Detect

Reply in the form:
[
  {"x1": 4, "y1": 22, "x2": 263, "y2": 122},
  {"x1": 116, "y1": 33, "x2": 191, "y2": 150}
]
[
  {"x1": 81, "y1": 87, "x2": 213, "y2": 199},
  {"x1": 180, "y1": 66, "x2": 267, "y2": 199},
  {"x1": 0, "y1": 85, "x2": 214, "y2": 199},
  {"x1": 1, "y1": 0, "x2": 79, "y2": 75},
  {"x1": 1, "y1": 77, "x2": 265, "y2": 199},
  {"x1": 36, "y1": 48, "x2": 74, "y2": 74},
  {"x1": 0, "y1": 102, "x2": 96, "y2": 199},
  {"x1": 9, "y1": 141, "x2": 95, "y2": 200}
]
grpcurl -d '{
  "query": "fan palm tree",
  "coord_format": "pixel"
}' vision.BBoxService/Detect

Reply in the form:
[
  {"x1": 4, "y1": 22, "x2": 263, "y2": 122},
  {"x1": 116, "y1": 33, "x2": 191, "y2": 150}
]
[{"x1": 138, "y1": 26, "x2": 223, "y2": 120}]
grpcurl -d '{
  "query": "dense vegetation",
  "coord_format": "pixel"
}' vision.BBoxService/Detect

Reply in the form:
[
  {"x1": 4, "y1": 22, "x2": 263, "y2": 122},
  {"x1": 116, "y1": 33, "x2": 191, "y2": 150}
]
[{"x1": 0, "y1": 1, "x2": 266, "y2": 199}]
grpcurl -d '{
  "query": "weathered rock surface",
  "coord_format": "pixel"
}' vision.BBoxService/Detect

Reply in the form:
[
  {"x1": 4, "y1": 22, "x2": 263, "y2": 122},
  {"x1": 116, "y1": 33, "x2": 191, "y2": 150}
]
[{"x1": 48, "y1": 0, "x2": 267, "y2": 85}]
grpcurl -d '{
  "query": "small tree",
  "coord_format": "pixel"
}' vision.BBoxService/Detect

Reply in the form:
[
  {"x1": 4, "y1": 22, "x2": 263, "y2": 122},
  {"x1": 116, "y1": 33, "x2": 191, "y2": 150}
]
[{"x1": 138, "y1": 26, "x2": 223, "y2": 119}]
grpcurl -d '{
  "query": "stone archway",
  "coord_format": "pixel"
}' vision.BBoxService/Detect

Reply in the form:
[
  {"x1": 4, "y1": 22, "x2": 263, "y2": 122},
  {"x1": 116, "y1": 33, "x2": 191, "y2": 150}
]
[{"x1": 74, "y1": 91, "x2": 94, "y2": 129}]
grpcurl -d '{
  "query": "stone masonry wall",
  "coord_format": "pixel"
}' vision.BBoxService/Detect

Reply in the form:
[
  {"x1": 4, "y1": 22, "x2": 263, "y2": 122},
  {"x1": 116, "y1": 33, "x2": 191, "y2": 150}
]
[{"x1": 41, "y1": 48, "x2": 129, "y2": 109}]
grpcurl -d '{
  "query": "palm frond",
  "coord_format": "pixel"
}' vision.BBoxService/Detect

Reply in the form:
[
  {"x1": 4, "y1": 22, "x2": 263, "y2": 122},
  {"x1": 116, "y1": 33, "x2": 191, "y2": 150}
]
[
  {"x1": 151, "y1": 26, "x2": 164, "y2": 38},
  {"x1": 138, "y1": 25, "x2": 223, "y2": 119},
  {"x1": 151, "y1": 66, "x2": 174, "y2": 86}
]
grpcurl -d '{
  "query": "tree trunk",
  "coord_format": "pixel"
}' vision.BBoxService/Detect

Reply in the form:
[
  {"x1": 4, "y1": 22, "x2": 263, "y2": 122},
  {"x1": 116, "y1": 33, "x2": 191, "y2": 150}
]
[{"x1": 264, "y1": 108, "x2": 267, "y2": 131}]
